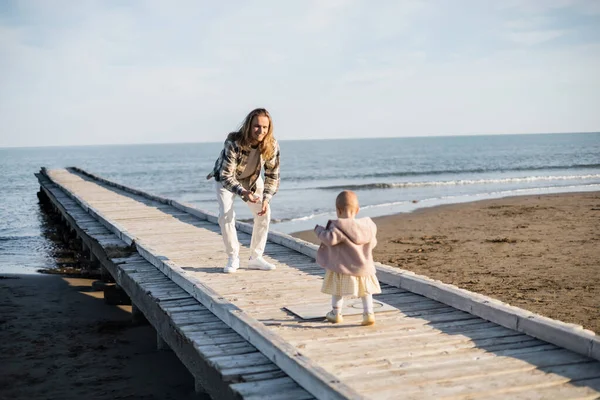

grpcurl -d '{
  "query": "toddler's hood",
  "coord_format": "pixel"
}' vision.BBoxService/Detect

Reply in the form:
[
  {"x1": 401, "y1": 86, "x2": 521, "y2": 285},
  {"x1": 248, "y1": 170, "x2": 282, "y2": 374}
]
[{"x1": 331, "y1": 217, "x2": 376, "y2": 245}]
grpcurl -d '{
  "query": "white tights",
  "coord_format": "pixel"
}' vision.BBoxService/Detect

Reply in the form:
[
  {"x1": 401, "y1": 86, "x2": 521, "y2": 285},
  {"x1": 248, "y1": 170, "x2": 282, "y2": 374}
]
[{"x1": 332, "y1": 294, "x2": 374, "y2": 315}]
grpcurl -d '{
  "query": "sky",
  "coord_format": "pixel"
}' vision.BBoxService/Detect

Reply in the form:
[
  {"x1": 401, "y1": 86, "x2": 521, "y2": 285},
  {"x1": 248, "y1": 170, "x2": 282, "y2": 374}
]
[{"x1": 1, "y1": 0, "x2": 599, "y2": 147}]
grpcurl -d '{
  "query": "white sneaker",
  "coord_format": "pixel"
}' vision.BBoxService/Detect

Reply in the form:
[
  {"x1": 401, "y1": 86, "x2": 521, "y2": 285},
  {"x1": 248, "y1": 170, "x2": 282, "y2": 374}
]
[
  {"x1": 247, "y1": 256, "x2": 276, "y2": 271},
  {"x1": 223, "y1": 256, "x2": 240, "y2": 273}
]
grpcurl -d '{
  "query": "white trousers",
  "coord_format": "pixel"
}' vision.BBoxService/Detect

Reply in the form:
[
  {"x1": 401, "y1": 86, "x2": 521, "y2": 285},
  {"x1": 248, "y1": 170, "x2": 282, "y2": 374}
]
[{"x1": 215, "y1": 177, "x2": 270, "y2": 259}]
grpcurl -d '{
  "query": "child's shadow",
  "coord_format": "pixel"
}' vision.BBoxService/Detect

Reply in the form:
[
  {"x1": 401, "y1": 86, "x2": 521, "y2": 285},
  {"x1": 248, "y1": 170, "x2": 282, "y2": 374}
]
[{"x1": 260, "y1": 308, "x2": 367, "y2": 330}]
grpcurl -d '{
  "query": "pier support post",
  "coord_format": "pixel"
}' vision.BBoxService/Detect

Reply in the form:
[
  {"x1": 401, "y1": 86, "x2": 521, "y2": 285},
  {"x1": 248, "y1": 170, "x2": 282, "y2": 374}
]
[
  {"x1": 131, "y1": 303, "x2": 148, "y2": 324},
  {"x1": 103, "y1": 284, "x2": 131, "y2": 306},
  {"x1": 100, "y1": 265, "x2": 110, "y2": 282},
  {"x1": 89, "y1": 251, "x2": 98, "y2": 270},
  {"x1": 82, "y1": 240, "x2": 95, "y2": 265},
  {"x1": 195, "y1": 379, "x2": 208, "y2": 395},
  {"x1": 157, "y1": 333, "x2": 170, "y2": 351},
  {"x1": 37, "y1": 189, "x2": 46, "y2": 203}
]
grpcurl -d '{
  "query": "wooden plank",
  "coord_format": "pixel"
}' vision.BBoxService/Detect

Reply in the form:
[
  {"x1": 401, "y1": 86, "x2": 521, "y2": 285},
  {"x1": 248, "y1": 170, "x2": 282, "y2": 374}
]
[
  {"x1": 481, "y1": 382, "x2": 600, "y2": 400},
  {"x1": 335, "y1": 348, "x2": 593, "y2": 382},
  {"x1": 276, "y1": 313, "x2": 489, "y2": 343},
  {"x1": 187, "y1": 332, "x2": 247, "y2": 346},
  {"x1": 211, "y1": 352, "x2": 274, "y2": 370},
  {"x1": 159, "y1": 298, "x2": 203, "y2": 308},
  {"x1": 239, "y1": 370, "x2": 289, "y2": 382},
  {"x1": 285, "y1": 301, "x2": 398, "y2": 320},
  {"x1": 298, "y1": 327, "x2": 524, "y2": 357},
  {"x1": 322, "y1": 340, "x2": 558, "y2": 374},
  {"x1": 170, "y1": 314, "x2": 225, "y2": 326},
  {"x1": 195, "y1": 342, "x2": 259, "y2": 358},
  {"x1": 345, "y1": 356, "x2": 600, "y2": 393},
  {"x1": 230, "y1": 377, "x2": 313, "y2": 399},
  {"x1": 368, "y1": 363, "x2": 596, "y2": 399},
  {"x1": 220, "y1": 363, "x2": 282, "y2": 381},
  {"x1": 316, "y1": 338, "x2": 548, "y2": 369},
  {"x1": 163, "y1": 304, "x2": 208, "y2": 314}
]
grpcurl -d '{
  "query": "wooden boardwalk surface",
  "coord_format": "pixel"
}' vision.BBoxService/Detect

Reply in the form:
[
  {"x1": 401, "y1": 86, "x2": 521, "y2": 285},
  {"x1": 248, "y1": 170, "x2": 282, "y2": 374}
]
[
  {"x1": 36, "y1": 171, "x2": 314, "y2": 400},
  {"x1": 40, "y1": 168, "x2": 600, "y2": 399}
]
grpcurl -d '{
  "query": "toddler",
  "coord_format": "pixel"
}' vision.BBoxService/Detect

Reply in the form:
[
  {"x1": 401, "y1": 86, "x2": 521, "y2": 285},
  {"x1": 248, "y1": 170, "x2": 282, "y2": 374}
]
[{"x1": 314, "y1": 190, "x2": 381, "y2": 326}]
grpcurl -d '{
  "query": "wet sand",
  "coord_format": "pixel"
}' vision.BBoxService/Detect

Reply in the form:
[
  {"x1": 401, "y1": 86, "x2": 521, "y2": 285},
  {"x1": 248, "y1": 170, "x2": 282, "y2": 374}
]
[
  {"x1": 293, "y1": 191, "x2": 600, "y2": 333},
  {"x1": 0, "y1": 273, "x2": 207, "y2": 400}
]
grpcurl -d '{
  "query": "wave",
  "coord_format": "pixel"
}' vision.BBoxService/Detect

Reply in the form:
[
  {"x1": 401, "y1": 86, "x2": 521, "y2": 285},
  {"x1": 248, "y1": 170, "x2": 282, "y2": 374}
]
[
  {"x1": 362, "y1": 164, "x2": 600, "y2": 179},
  {"x1": 270, "y1": 183, "x2": 600, "y2": 226},
  {"x1": 288, "y1": 163, "x2": 600, "y2": 182},
  {"x1": 0, "y1": 235, "x2": 38, "y2": 241},
  {"x1": 239, "y1": 212, "x2": 332, "y2": 224},
  {"x1": 272, "y1": 212, "x2": 333, "y2": 223},
  {"x1": 317, "y1": 174, "x2": 600, "y2": 191}
]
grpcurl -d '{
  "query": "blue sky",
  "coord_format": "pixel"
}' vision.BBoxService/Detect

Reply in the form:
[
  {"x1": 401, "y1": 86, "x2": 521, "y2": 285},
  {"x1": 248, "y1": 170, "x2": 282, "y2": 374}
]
[{"x1": 1, "y1": 0, "x2": 599, "y2": 147}]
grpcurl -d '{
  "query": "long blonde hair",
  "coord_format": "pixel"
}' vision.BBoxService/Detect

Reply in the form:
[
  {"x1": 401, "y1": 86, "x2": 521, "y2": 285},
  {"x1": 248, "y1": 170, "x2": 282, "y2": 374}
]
[{"x1": 235, "y1": 108, "x2": 276, "y2": 160}]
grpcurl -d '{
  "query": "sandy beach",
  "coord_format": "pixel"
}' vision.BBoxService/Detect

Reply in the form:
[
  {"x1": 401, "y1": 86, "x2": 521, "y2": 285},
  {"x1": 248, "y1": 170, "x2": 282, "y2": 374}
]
[
  {"x1": 293, "y1": 191, "x2": 600, "y2": 333},
  {"x1": 0, "y1": 274, "x2": 205, "y2": 400}
]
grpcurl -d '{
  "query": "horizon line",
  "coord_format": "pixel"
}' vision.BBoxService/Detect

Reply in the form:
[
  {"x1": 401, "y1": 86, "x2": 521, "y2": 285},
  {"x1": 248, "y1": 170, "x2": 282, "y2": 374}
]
[{"x1": 1, "y1": 130, "x2": 598, "y2": 150}]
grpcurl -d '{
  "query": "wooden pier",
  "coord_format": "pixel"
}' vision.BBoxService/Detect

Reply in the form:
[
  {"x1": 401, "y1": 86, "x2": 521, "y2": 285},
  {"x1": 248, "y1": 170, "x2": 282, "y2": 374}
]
[{"x1": 36, "y1": 167, "x2": 600, "y2": 399}]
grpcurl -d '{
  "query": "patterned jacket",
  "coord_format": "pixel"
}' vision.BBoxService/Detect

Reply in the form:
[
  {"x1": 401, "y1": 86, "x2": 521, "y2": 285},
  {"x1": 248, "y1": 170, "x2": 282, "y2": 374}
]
[{"x1": 207, "y1": 132, "x2": 280, "y2": 202}]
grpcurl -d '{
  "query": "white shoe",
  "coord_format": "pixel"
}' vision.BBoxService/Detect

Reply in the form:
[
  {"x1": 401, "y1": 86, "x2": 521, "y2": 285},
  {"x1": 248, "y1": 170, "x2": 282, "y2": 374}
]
[
  {"x1": 223, "y1": 256, "x2": 240, "y2": 273},
  {"x1": 247, "y1": 256, "x2": 276, "y2": 271}
]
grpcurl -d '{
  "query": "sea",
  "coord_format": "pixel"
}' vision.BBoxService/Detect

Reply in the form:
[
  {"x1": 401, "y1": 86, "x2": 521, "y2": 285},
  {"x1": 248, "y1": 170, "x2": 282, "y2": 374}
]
[{"x1": 1, "y1": 133, "x2": 599, "y2": 274}]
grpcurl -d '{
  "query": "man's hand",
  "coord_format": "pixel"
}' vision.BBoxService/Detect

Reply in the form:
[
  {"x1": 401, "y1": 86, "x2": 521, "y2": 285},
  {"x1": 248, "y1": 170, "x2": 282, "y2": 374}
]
[
  {"x1": 258, "y1": 199, "x2": 269, "y2": 216},
  {"x1": 242, "y1": 190, "x2": 260, "y2": 203}
]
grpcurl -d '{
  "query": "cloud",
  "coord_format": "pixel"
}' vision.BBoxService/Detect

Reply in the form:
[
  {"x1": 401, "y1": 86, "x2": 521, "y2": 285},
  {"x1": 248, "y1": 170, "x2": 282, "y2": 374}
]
[
  {"x1": 497, "y1": 0, "x2": 594, "y2": 13},
  {"x1": 507, "y1": 29, "x2": 567, "y2": 45},
  {"x1": 0, "y1": 0, "x2": 599, "y2": 147}
]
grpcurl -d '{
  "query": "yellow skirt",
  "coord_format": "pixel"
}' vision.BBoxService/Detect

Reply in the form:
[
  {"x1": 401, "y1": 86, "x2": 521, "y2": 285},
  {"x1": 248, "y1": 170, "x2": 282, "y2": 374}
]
[{"x1": 321, "y1": 270, "x2": 382, "y2": 297}]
